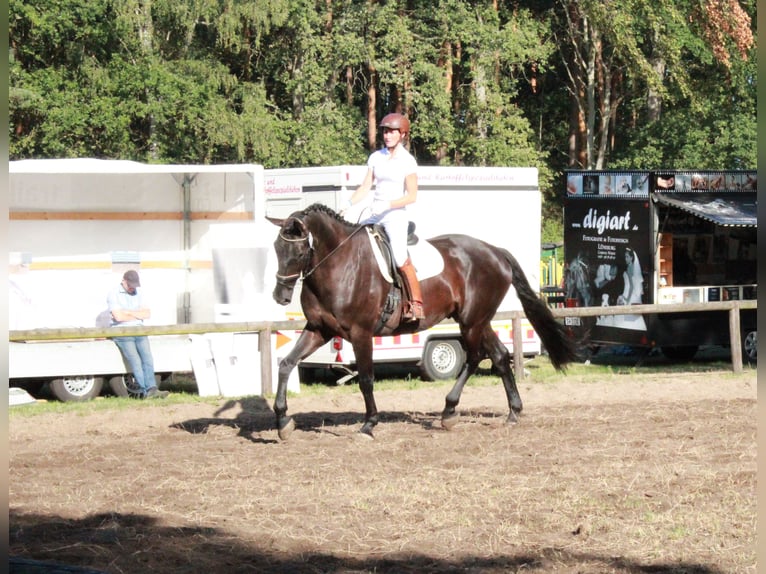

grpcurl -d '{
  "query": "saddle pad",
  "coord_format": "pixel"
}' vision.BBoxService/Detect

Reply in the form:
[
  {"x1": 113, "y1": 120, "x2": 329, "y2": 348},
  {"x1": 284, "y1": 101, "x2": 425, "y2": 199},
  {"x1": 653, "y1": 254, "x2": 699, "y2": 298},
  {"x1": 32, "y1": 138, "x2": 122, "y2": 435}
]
[{"x1": 366, "y1": 228, "x2": 444, "y2": 283}]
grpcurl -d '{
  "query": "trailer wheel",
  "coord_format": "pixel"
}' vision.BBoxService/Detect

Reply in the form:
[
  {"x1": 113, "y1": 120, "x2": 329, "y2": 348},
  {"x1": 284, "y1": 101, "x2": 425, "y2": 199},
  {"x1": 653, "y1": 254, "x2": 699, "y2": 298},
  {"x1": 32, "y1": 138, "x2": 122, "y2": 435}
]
[
  {"x1": 660, "y1": 345, "x2": 699, "y2": 362},
  {"x1": 108, "y1": 374, "x2": 145, "y2": 398},
  {"x1": 420, "y1": 339, "x2": 465, "y2": 381},
  {"x1": 49, "y1": 376, "x2": 104, "y2": 402},
  {"x1": 741, "y1": 329, "x2": 757, "y2": 364}
]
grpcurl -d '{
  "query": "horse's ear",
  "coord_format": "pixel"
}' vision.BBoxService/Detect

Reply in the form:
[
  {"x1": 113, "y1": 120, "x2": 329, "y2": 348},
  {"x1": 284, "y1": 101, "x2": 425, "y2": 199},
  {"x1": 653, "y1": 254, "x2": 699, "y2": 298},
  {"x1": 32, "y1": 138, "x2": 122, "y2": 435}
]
[
  {"x1": 272, "y1": 216, "x2": 309, "y2": 239},
  {"x1": 291, "y1": 218, "x2": 309, "y2": 238}
]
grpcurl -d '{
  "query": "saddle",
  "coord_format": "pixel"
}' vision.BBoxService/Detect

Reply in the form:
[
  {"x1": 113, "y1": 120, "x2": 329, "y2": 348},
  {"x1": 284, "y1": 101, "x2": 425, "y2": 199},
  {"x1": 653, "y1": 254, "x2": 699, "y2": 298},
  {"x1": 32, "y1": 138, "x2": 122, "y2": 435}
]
[{"x1": 366, "y1": 222, "x2": 420, "y2": 333}]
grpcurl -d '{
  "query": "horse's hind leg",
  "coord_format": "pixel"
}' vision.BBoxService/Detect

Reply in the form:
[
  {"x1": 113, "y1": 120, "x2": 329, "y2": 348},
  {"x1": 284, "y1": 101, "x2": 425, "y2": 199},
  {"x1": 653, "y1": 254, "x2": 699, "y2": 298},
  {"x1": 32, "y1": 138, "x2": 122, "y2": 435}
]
[
  {"x1": 441, "y1": 325, "x2": 523, "y2": 429},
  {"x1": 352, "y1": 337, "x2": 378, "y2": 437},
  {"x1": 441, "y1": 329, "x2": 484, "y2": 430},
  {"x1": 483, "y1": 328, "x2": 522, "y2": 424}
]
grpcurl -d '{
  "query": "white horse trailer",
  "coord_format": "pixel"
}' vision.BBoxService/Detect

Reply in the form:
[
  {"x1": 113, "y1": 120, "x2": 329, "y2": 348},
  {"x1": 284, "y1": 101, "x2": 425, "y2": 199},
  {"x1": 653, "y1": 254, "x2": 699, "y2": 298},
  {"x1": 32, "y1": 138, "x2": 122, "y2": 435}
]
[
  {"x1": 263, "y1": 165, "x2": 544, "y2": 383},
  {"x1": 9, "y1": 159, "x2": 290, "y2": 401}
]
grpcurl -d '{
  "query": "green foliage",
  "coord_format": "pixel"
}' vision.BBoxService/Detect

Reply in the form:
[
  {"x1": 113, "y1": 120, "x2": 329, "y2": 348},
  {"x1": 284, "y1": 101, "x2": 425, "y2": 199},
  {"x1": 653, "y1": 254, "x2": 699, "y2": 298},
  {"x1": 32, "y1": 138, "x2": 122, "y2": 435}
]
[
  {"x1": 610, "y1": 48, "x2": 757, "y2": 170},
  {"x1": 8, "y1": 0, "x2": 757, "y2": 191}
]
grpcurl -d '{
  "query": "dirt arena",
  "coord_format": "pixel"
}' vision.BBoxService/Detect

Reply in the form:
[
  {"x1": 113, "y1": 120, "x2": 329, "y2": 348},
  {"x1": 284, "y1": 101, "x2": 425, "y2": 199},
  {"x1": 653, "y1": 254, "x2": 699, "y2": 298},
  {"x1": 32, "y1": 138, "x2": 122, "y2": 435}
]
[{"x1": 9, "y1": 363, "x2": 756, "y2": 573}]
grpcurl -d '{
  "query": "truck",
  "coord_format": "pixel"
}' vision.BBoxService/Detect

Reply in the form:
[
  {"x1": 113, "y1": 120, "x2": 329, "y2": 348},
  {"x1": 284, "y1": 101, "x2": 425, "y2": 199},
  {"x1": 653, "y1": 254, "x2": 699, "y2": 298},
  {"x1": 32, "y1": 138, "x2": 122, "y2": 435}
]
[
  {"x1": 9, "y1": 159, "x2": 294, "y2": 401},
  {"x1": 263, "y1": 165, "x2": 544, "y2": 382},
  {"x1": 561, "y1": 169, "x2": 757, "y2": 362}
]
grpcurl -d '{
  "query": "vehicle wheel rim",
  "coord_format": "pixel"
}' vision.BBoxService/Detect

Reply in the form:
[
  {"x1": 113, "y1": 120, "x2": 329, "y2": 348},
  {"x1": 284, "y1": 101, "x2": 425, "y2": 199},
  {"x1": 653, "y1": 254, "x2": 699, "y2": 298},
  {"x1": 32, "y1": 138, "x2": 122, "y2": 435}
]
[
  {"x1": 433, "y1": 344, "x2": 458, "y2": 374},
  {"x1": 744, "y1": 332, "x2": 757, "y2": 360},
  {"x1": 62, "y1": 377, "x2": 96, "y2": 397},
  {"x1": 124, "y1": 376, "x2": 144, "y2": 398}
]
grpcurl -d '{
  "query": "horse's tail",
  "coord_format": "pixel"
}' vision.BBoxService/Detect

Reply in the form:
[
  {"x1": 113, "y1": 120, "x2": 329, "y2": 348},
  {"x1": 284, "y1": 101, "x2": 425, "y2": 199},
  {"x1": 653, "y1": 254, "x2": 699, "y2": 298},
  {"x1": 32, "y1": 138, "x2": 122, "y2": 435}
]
[{"x1": 503, "y1": 249, "x2": 580, "y2": 371}]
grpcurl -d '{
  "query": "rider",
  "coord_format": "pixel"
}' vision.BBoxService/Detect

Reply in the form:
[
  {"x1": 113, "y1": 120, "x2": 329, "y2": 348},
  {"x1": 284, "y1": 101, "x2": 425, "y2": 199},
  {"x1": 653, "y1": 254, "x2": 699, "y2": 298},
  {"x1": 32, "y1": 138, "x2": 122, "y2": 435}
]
[{"x1": 345, "y1": 112, "x2": 424, "y2": 321}]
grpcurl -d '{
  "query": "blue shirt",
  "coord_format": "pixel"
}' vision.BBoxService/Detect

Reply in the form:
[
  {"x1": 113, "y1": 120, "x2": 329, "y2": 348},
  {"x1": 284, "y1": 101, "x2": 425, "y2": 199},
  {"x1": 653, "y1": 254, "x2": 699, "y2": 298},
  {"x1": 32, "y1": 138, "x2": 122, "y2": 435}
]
[{"x1": 107, "y1": 284, "x2": 146, "y2": 327}]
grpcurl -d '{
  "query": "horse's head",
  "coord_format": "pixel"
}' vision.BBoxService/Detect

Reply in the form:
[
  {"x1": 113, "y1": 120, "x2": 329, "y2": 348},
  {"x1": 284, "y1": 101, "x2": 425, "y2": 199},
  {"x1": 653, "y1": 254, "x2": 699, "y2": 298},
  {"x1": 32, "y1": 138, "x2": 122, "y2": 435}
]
[{"x1": 267, "y1": 214, "x2": 311, "y2": 305}]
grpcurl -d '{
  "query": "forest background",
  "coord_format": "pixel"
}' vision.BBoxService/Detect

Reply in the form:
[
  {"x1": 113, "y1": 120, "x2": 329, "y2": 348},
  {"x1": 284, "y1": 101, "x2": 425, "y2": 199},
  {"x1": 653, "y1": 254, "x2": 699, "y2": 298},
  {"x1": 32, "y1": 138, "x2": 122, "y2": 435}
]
[{"x1": 8, "y1": 0, "x2": 757, "y2": 243}]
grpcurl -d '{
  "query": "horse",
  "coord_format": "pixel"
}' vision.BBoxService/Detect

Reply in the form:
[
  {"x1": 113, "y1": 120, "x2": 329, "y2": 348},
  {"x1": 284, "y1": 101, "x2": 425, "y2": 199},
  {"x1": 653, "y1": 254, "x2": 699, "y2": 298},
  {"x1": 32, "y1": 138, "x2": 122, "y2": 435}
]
[
  {"x1": 564, "y1": 253, "x2": 593, "y2": 307},
  {"x1": 267, "y1": 203, "x2": 579, "y2": 439}
]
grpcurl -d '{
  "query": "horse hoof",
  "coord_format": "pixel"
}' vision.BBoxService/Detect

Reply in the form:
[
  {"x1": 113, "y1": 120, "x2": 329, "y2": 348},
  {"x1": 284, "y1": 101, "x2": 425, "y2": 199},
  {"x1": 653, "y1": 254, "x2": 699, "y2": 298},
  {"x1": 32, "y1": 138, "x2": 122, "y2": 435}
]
[
  {"x1": 278, "y1": 417, "x2": 295, "y2": 440},
  {"x1": 358, "y1": 423, "x2": 375, "y2": 439},
  {"x1": 441, "y1": 413, "x2": 459, "y2": 430},
  {"x1": 506, "y1": 411, "x2": 520, "y2": 425}
]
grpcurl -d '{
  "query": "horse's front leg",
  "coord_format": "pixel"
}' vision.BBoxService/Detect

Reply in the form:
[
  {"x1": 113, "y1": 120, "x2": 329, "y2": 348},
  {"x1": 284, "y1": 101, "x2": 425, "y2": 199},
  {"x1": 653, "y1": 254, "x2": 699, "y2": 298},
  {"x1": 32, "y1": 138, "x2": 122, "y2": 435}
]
[
  {"x1": 351, "y1": 337, "x2": 378, "y2": 437},
  {"x1": 274, "y1": 328, "x2": 327, "y2": 440}
]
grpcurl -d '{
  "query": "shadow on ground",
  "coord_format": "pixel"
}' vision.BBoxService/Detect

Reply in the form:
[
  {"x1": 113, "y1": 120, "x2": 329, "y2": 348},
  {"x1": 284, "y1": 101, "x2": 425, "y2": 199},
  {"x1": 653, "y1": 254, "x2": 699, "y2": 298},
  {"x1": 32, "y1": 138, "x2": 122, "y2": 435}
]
[{"x1": 10, "y1": 510, "x2": 726, "y2": 574}]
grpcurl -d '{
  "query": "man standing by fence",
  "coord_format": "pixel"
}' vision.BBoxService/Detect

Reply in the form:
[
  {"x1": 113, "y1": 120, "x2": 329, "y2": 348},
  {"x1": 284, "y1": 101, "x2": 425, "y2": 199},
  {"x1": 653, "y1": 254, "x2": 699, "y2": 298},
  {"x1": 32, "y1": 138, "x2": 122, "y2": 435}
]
[{"x1": 107, "y1": 270, "x2": 168, "y2": 399}]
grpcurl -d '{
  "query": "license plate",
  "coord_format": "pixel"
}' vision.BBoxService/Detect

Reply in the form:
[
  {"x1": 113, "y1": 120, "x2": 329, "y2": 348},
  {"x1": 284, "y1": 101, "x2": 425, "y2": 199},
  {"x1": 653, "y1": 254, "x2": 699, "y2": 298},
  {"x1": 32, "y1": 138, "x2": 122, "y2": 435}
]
[{"x1": 565, "y1": 317, "x2": 581, "y2": 326}]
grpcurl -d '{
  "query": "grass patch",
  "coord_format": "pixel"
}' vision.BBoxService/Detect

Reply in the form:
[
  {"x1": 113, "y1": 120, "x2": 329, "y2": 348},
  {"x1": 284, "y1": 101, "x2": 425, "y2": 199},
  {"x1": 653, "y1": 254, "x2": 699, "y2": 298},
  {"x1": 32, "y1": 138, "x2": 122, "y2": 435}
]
[
  {"x1": 9, "y1": 348, "x2": 748, "y2": 419},
  {"x1": 9, "y1": 391, "x2": 224, "y2": 418}
]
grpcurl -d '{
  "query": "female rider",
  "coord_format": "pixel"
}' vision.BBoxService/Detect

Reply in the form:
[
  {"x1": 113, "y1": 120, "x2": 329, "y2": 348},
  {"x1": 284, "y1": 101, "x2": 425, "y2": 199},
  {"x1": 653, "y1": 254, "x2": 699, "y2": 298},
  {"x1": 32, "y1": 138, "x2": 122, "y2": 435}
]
[{"x1": 345, "y1": 113, "x2": 424, "y2": 321}]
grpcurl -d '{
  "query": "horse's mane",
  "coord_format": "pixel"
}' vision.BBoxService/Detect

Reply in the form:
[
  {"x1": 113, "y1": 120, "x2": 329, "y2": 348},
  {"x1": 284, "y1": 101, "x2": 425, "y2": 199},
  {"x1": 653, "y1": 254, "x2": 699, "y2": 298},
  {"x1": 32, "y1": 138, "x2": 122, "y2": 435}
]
[{"x1": 302, "y1": 202, "x2": 357, "y2": 229}]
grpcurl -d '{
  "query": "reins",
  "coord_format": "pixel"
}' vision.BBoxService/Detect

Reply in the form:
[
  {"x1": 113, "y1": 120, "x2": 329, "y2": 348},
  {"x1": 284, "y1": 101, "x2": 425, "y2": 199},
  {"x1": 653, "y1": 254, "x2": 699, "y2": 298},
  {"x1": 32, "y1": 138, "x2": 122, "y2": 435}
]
[{"x1": 303, "y1": 223, "x2": 366, "y2": 279}]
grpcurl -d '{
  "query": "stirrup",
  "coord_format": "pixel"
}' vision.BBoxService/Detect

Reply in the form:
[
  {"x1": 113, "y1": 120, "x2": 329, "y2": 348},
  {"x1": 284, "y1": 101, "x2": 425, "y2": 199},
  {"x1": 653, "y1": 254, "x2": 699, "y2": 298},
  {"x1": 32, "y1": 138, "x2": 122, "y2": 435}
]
[{"x1": 403, "y1": 301, "x2": 424, "y2": 321}]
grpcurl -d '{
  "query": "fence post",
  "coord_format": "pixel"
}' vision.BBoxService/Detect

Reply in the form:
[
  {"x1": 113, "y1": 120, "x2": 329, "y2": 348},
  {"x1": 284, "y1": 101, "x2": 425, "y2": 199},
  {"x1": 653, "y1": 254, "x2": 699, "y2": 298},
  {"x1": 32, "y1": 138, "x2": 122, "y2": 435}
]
[
  {"x1": 260, "y1": 327, "x2": 273, "y2": 395},
  {"x1": 728, "y1": 304, "x2": 743, "y2": 373},
  {"x1": 512, "y1": 314, "x2": 524, "y2": 380}
]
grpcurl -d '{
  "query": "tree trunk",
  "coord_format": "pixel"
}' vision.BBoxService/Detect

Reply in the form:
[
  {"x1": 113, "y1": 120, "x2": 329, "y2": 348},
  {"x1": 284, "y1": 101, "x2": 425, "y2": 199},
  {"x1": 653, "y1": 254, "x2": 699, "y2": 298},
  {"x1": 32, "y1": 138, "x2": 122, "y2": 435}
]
[
  {"x1": 453, "y1": 41, "x2": 462, "y2": 115},
  {"x1": 137, "y1": 0, "x2": 158, "y2": 160},
  {"x1": 647, "y1": 56, "x2": 665, "y2": 122},
  {"x1": 367, "y1": 65, "x2": 377, "y2": 151},
  {"x1": 292, "y1": 55, "x2": 304, "y2": 119},
  {"x1": 595, "y1": 65, "x2": 610, "y2": 169},
  {"x1": 584, "y1": 18, "x2": 596, "y2": 169},
  {"x1": 569, "y1": 92, "x2": 585, "y2": 168},
  {"x1": 345, "y1": 66, "x2": 354, "y2": 106},
  {"x1": 436, "y1": 39, "x2": 453, "y2": 162}
]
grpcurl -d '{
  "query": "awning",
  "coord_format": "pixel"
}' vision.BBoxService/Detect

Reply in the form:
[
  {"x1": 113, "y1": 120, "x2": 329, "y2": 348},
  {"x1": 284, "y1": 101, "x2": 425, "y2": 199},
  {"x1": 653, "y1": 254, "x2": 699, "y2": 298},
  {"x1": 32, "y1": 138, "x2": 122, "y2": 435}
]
[{"x1": 653, "y1": 192, "x2": 757, "y2": 227}]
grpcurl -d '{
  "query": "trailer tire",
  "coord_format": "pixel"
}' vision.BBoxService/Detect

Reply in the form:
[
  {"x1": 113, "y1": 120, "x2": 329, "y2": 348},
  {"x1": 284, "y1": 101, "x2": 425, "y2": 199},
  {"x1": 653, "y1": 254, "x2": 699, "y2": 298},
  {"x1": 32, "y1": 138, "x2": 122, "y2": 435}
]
[
  {"x1": 420, "y1": 339, "x2": 465, "y2": 381},
  {"x1": 49, "y1": 376, "x2": 104, "y2": 402},
  {"x1": 741, "y1": 329, "x2": 757, "y2": 364},
  {"x1": 660, "y1": 345, "x2": 699, "y2": 362},
  {"x1": 108, "y1": 374, "x2": 145, "y2": 398}
]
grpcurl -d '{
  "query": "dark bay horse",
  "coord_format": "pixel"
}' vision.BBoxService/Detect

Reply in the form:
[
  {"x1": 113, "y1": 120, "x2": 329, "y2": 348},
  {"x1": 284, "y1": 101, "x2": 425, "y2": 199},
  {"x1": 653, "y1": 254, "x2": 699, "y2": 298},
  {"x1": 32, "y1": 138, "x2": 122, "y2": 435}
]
[{"x1": 268, "y1": 203, "x2": 579, "y2": 439}]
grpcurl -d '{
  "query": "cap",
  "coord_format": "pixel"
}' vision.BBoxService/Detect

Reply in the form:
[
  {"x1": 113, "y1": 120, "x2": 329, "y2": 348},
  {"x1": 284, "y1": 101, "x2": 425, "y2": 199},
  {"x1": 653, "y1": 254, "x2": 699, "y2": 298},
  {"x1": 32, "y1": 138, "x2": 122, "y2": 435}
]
[{"x1": 123, "y1": 270, "x2": 141, "y2": 288}]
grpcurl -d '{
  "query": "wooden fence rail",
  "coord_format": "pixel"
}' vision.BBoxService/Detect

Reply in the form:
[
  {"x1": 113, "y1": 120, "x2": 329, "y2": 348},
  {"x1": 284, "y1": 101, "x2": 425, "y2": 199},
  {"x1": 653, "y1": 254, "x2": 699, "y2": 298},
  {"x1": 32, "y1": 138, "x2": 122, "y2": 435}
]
[{"x1": 9, "y1": 300, "x2": 756, "y2": 395}]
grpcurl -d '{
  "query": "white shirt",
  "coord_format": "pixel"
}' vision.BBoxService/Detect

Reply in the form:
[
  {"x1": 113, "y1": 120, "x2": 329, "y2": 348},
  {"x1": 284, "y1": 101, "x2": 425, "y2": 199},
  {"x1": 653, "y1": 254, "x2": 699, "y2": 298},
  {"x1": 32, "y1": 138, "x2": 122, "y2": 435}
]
[{"x1": 367, "y1": 144, "x2": 417, "y2": 203}]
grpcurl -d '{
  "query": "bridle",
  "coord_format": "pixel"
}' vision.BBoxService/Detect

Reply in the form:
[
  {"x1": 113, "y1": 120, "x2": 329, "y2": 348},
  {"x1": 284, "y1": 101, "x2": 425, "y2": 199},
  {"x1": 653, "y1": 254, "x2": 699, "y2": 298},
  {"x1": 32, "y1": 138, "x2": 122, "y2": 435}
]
[
  {"x1": 275, "y1": 217, "x2": 366, "y2": 285},
  {"x1": 274, "y1": 229, "x2": 312, "y2": 286}
]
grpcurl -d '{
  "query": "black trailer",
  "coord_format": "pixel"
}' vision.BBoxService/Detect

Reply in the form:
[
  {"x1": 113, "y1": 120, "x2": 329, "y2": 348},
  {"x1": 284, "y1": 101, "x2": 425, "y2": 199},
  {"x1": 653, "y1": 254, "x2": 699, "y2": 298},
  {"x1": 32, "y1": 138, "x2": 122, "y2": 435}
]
[{"x1": 562, "y1": 170, "x2": 756, "y2": 362}]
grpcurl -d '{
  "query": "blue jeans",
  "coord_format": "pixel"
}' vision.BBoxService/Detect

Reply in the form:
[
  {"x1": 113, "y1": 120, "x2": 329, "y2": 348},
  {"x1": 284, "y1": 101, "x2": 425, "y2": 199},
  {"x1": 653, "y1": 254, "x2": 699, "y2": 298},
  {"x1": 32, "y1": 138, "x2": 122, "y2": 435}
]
[{"x1": 113, "y1": 336, "x2": 156, "y2": 395}]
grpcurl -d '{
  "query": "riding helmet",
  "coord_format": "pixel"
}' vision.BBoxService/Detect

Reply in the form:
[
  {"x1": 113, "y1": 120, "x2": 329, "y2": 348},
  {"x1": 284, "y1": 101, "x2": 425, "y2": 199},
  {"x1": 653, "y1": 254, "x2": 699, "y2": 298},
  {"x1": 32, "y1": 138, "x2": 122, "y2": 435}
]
[{"x1": 380, "y1": 113, "x2": 410, "y2": 135}]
